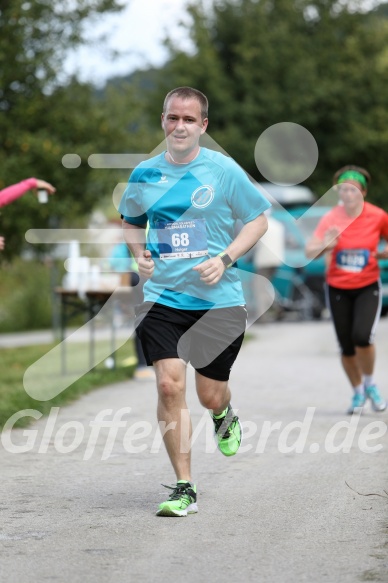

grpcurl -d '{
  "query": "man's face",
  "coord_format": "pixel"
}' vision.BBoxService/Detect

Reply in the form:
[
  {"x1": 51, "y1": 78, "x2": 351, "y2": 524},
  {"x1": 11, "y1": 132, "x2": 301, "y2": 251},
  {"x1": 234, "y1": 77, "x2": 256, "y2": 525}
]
[{"x1": 161, "y1": 96, "x2": 208, "y2": 156}]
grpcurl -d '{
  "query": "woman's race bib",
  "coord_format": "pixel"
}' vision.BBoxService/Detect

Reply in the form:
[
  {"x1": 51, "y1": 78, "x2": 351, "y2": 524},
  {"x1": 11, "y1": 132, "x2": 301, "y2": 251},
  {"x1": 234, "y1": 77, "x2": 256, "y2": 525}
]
[{"x1": 336, "y1": 249, "x2": 370, "y2": 272}]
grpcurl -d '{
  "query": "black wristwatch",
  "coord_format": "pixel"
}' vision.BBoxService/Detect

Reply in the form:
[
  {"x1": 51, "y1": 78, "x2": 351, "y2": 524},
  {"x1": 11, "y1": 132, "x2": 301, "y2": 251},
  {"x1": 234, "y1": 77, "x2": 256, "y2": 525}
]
[{"x1": 218, "y1": 252, "x2": 233, "y2": 269}]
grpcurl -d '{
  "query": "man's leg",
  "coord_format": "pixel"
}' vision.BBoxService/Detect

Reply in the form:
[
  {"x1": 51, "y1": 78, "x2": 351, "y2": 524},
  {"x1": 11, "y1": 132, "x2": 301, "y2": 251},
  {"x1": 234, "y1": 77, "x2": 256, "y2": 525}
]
[
  {"x1": 153, "y1": 357, "x2": 192, "y2": 482},
  {"x1": 189, "y1": 306, "x2": 246, "y2": 456},
  {"x1": 136, "y1": 303, "x2": 198, "y2": 516},
  {"x1": 154, "y1": 357, "x2": 198, "y2": 517},
  {"x1": 195, "y1": 371, "x2": 242, "y2": 457},
  {"x1": 195, "y1": 371, "x2": 230, "y2": 414}
]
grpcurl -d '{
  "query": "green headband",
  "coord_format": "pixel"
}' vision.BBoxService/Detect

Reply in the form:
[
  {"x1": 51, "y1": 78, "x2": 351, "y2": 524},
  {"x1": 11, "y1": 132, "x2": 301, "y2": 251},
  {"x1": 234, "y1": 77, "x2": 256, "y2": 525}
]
[{"x1": 337, "y1": 170, "x2": 367, "y2": 189}]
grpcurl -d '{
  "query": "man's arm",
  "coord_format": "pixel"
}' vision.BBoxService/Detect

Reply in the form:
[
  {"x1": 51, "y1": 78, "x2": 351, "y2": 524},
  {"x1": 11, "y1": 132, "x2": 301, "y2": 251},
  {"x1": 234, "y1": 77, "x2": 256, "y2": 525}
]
[
  {"x1": 225, "y1": 213, "x2": 268, "y2": 263},
  {"x1": 193, "y1": 213, "x2": 268, "y2": 285},
  {"x1": 122, "y1": 219, "x2": 154, "y2": 279}
]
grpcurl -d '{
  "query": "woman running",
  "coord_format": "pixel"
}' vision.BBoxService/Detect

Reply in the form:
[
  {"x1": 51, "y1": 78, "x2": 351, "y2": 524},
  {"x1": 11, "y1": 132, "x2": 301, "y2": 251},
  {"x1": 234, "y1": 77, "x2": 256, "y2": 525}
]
[{"x1": 306, "y1": 165, "x2": 388, "y2": 414}]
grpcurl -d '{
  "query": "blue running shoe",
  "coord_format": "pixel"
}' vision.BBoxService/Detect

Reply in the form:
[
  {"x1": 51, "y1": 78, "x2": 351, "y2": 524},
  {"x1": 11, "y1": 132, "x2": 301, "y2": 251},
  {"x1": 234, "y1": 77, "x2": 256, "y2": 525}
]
[
  {"x1": 365, "y1": 385, "x2": 387, "y2": 412},
  {"x1": 347, "y1": 392, "x2": 365, "y2": 415}
]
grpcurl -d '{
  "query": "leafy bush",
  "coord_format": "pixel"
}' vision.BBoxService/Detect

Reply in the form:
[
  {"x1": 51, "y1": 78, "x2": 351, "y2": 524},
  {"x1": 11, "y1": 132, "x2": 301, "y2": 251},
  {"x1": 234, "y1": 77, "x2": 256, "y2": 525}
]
[{"x1": 0, "y1": 258, "x2": 54, "y2": 332}]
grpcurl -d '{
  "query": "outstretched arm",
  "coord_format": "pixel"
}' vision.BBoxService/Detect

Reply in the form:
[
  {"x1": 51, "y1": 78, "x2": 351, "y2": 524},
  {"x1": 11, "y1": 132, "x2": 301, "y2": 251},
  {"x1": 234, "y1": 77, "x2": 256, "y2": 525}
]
[{"x1": 0, "y1": 178, "x2": 56, "y2": 208}]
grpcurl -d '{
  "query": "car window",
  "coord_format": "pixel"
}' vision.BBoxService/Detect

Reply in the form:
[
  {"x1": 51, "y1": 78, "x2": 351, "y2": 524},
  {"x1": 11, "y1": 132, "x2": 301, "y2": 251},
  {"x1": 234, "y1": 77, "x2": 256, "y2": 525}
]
[
  {"x1": 296, "y1": 216, "x2": 322, "y2": 239},
  {"x1": 283, "y1": 223, "x2": 302, "y2": 250}
]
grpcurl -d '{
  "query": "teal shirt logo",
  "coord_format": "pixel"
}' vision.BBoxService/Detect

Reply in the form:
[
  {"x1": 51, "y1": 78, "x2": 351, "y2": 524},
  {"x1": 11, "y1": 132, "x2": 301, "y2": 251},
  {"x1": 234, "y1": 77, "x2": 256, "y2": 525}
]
[{"x1": 191, "y1": 185, "x2": 215, "y2": 209}]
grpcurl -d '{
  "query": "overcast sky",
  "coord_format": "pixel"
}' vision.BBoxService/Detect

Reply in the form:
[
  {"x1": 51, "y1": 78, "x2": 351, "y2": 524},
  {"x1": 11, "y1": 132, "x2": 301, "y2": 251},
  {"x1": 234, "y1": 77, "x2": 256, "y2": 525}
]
[
  {"x1": 64, "y1": 0, "x2": 384, "y2": 86},
  {"x1": 64, "y1": 0, "x2": 194, "y2": 86}
]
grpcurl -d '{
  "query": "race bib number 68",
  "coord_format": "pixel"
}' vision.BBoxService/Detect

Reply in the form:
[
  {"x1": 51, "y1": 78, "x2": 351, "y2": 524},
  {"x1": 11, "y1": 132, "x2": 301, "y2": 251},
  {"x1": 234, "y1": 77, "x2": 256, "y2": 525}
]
[{"x1": 155, "y1": 218, "x2": 208, "y2": 259}]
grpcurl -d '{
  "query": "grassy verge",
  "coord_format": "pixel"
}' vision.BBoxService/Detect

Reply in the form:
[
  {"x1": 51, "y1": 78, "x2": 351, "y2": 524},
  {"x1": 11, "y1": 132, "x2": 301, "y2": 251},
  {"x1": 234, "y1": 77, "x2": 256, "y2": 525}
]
[
  {"x1": 0, "y1": 338, "x2": 136, "y2": 429},
  {"x1": 0, "y1": 332, "x2": 254, "y2": 431}
]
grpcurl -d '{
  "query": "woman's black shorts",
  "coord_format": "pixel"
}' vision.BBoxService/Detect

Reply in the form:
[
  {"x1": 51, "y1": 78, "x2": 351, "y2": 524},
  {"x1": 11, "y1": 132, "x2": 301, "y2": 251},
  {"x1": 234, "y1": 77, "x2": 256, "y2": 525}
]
[{"x1": 326, "y1": 281, "x2": 382, "y2": 356}]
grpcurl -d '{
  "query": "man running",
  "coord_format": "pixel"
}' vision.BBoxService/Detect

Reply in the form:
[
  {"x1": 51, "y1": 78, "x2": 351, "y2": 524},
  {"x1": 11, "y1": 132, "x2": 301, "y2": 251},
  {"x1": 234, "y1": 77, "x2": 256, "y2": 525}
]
[{"x1": 119, "y1": 86, "x2": 270, "y2": 516}]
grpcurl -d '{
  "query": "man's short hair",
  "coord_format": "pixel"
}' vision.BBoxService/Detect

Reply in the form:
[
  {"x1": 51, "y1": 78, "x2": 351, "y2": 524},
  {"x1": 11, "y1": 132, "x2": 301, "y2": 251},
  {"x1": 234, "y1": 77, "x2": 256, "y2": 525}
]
[{"x1": 163, "y1": 86, "x2": 209, "y2": 120}]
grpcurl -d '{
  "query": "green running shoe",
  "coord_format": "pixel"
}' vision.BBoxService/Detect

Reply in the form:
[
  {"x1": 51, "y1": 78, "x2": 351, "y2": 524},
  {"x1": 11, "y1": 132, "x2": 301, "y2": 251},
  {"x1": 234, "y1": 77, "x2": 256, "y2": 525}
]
[
  {"x1": 212, "y1": 405, "x2": 242, "y2": 457},
  {"x1": 347, "y1": 392, "x2": 366, "y2": 415},
  {"x1": 156, "y1": 482, "x2": 198, "y2": 517},
  {"x1": 365, "y1": 385, "x2": 387, "y2": 412}
]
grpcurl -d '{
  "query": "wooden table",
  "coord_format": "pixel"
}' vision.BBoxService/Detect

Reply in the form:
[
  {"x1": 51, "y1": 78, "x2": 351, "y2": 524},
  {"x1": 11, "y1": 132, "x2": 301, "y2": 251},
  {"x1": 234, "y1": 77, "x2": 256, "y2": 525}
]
[{"x1": 55, "y1": 287, "x2": 132, "y2": 374}]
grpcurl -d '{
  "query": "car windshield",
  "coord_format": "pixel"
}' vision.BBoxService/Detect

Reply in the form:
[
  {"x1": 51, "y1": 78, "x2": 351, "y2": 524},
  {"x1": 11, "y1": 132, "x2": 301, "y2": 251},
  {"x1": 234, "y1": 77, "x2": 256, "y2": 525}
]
[
  {"x1": 272, "y1": 211, "x2": 333, "y2": 254},
  {"x1": 283, "y1": 223, "x2": 302, "y2": 250},
  {"x1": 258, "y1": 183, "x2": 316, "y2": 206},
  {"x1": 295, "y1": 215, "x2": 323, "y2": 240}
]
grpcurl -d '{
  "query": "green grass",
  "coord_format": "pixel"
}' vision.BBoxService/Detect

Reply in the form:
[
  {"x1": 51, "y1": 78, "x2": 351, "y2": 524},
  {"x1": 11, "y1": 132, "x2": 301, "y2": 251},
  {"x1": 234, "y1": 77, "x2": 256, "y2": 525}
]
[
  {"x1": 0, "y1": 338, "x2": 137, "y2": 429},
  {"x1": 0, "y1": 330, "x2": 254, "y2": 430}
]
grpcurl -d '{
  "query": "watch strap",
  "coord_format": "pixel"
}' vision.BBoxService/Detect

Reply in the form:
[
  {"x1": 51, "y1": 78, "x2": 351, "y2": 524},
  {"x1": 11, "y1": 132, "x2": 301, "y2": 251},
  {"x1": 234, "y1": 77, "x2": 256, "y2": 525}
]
[{"x1": 218, "y1": 252, "x2": 233, "y2": 269}]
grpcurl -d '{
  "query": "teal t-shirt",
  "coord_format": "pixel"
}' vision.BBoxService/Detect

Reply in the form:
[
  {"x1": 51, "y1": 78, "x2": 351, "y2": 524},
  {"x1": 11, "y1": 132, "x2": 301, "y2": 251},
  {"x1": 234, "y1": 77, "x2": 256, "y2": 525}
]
[{"x1": 118, "y1": 147, "x2": 271, "y2": 309}]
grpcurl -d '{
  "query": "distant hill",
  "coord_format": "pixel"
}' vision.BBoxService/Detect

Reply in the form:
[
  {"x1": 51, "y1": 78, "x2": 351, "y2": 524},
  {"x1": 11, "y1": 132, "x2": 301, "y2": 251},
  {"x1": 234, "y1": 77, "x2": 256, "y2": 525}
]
[
  {"x1": 374, "y1": 2, "x2": 388, "y2": 17},
  {"x1": 96, "y1": 67, "x2": 162, "y2": 97}
]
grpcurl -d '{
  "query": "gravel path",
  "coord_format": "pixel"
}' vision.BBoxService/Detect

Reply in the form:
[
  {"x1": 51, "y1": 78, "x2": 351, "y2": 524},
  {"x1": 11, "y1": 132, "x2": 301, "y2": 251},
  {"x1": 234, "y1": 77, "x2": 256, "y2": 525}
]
[{"x1": 1, "y1": 318, "x2": 387, "y2": 582}]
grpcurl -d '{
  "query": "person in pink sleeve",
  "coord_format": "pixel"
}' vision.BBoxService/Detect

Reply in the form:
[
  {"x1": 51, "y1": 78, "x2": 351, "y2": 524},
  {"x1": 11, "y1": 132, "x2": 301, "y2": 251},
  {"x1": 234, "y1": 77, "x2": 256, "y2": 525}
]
[
  {"x1": 0, "y1": 178, "x2": 56, "y2": 250},
  {"x1": 0, "y1": 178, "x2": 56, "y2": 208}
]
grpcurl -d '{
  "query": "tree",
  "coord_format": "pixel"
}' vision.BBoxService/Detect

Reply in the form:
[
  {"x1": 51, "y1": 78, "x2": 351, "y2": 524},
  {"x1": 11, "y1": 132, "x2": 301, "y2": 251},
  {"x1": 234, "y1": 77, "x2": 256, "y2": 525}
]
[
  {"x1": 149, "y1": 0, "x2": 388, "y2": 207},
  {"x1": 0, "y1": 0, "x2": 130, "y2": 259}
]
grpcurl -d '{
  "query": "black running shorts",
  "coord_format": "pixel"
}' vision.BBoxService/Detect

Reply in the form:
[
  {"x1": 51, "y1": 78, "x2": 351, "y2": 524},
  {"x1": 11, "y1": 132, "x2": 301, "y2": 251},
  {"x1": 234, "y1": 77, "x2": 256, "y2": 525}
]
[{"x1": 134, "y1": 302, "x2": 247, "y2": 381}]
